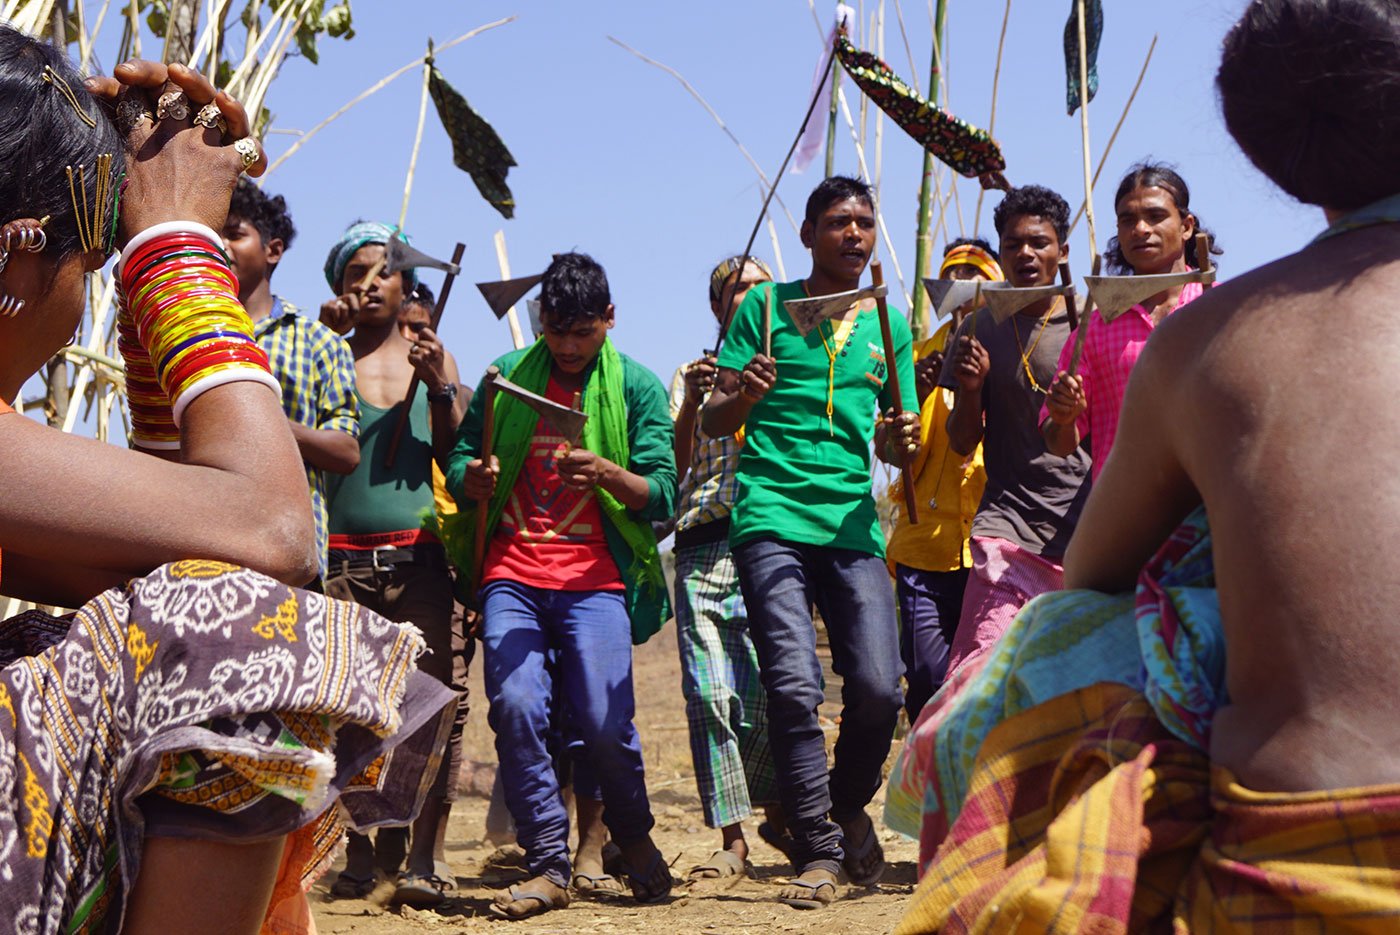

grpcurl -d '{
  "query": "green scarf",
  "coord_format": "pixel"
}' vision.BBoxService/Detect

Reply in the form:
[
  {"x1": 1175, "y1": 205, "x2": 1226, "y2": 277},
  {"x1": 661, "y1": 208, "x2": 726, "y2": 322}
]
[{"x1": 440, "y1": 338, "x2": 669, "y2": 642}]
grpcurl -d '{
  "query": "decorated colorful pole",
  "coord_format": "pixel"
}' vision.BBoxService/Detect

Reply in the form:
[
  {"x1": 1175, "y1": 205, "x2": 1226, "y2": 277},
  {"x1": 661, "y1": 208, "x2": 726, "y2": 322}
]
[{"x1": 908, "y1": 0, "x2": 948, "y2": 340}]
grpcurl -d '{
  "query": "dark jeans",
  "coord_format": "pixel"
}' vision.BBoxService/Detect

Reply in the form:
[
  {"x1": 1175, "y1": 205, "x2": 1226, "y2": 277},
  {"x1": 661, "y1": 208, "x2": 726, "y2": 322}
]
[
  {"x1": 896, "y1": 564, "x2": 970, "y2": 723},
  {"x1": 732, "y1": 537, "x2": 902, "y2": 875}
]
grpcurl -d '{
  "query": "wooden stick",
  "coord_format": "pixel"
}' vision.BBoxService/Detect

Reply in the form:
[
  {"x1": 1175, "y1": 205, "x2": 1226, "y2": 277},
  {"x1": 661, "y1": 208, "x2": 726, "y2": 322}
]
[
  {"x1": 493, "y1": 230, "x2": 527, "y2": 349},
  {"x1": 471, "y1": 365, "x2": 501, "y2": 589},
  {"x1": 1075, "y1": 0, "x2": 1100, "y2": 267},
  {"x1": 384, "y1": 242, "x2": 467, "y2": 468},
  {"x1": 1194, "y1": 232, "x2": 1213, "y2": 278},
  {"x1": 1070, "y1": 35, "x2": 1158, "y2": 236},
  {"x1": 398, "y1": 42, "x2": 433, "y2": 230},
  {"x1": 762, "y1": 285, "x2": 774, "y2": 358},
  {"x1": 870, "y1": 259, "x2": 919, "y2": 525},
  {"x1": 353, "y1": 256, "x2": 385, "y2": 296},
  {"x1": 1066, "y1": 256, "x2": 1102, "y2": 376},
  {"x1": 973, "y1": 0, "x2": 1013, "y2": 235}
]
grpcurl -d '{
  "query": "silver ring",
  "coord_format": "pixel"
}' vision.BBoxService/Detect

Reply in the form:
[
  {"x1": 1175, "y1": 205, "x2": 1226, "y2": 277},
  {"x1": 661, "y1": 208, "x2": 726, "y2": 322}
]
[
  {"x1": 156, "y1": 90, "x2": 190, "y2": 122},
  {"x1": 193, "y1": 103, "x2": 228, "y2": 136},
  {"x1": 233, "y1": 136, "x2": 260, "y2": 173}
]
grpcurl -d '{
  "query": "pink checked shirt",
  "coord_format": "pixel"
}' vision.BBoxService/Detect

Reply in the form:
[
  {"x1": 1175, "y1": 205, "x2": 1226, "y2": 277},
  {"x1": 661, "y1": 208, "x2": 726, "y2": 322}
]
[{"x1": 1041, "y1": 282, "x2": 1205, "y2": 479}]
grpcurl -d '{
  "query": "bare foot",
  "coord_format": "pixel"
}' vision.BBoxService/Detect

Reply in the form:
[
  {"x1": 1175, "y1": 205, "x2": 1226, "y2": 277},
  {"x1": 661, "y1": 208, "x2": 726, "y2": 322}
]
[
  {"x1": 488, "y1": 875, "x2": 570, "y2": 919},
  {"x1": 778, "y1": 867, "x2": 839, "y2": 909}
]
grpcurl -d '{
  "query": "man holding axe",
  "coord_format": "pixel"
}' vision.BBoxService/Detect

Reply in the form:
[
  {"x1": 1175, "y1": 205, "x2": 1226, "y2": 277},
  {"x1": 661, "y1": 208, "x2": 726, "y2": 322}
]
[
  {"x1": 704, "y1": 176, "x2": 919, "y2": 908},
  {"x1": 939, "y1": 185, "x2": 1090, "y2": 678},
  {"x1": 318, "y1": 221, "x2": 469, "y2": 907},
  {"x1": 446, "y1": 253, "x2": 676, "y2": 918}
]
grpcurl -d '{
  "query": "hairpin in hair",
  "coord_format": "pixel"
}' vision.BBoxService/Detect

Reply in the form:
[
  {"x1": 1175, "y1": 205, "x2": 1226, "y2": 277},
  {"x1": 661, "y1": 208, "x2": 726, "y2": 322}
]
[
  {"x1": 41, "y1": 65, "x2": 96, "y2": 129},
  {"x1": 66, "y1": 154, "x2": 115, "y2": 255}
]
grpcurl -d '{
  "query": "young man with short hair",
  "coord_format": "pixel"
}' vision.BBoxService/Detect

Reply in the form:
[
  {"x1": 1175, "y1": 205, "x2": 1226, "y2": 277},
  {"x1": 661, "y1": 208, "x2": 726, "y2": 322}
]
[
  {"x1": 223, "y1": 179, "x2": 359, "y2": 581},
  {"x1": 704, "y1": 175, "x2": 920, "y2": 908},
  {"x1": 940, "y1": 185, "x2": 1091, "y2": 676},
  {"x1": 448, "y1": 252, "x2": 676, "y2": 918}
]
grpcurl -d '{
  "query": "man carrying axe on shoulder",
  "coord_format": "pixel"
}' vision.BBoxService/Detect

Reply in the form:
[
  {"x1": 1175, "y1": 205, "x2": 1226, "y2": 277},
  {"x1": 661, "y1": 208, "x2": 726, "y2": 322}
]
[
  {"x1": 446, "y1": 252, "x2": 676, "y2": 918},
  {"x1": 703, "y1": 175, "x2": 920, "y2": 909}
]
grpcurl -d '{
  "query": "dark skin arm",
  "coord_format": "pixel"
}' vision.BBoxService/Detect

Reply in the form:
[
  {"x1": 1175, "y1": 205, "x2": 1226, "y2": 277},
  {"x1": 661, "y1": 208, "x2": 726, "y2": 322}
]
[
  {"x1": 945, "y1": 333, "x2": 990, "y2": 456},
  {"x1": 674, "y1": 355, "x2": 717, "y2": 480},
  {"x1": 1041, "y1": 371, "x2": 1086, "y2": 457},
  {"x1": 289, "y1": 421, "x2": 360, "y2": 474},
  {"x1": 701, "y1": 355, "x2": 776, "y2": 437},
  {"x1": 407, "y1": 325, "x2": 466, "y2": 469},
  {"x1": 914, "y1": 352, "x2": 943, "y2": 407},
  {"x1": 556, "y1": 448, "x2": 653, "y2": 512}
]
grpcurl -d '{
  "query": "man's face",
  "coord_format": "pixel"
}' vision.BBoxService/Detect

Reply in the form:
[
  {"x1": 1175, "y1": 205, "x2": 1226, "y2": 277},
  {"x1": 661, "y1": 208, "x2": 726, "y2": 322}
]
[
  {"x1": 541, "y1": 305, "x2": 615, "y2": 375},
  {"x1": 946, "y1": 263, "x2": 989, "y2": 283},
  {"x1": 998, "y1": 215, "x2": 1066, "y2": 288},
  {"x1": 710, "y1": 263, "x2": 769, "y2": 326},
  {"x1": 1115, "y1": 186, "x2": 1194, "y2": 275},
  {"x1": 803, "y1": 196, "x2": 876, "y2": 282},
  {"x1": 222, "y1": 215, "x2": 281, "y2": 301},
  {"x1": 340, "y1": 243, "x2": 404, "y2": 327},
  {"x1": 398, "y1": 301, "x2": 431, "y2": 339}
]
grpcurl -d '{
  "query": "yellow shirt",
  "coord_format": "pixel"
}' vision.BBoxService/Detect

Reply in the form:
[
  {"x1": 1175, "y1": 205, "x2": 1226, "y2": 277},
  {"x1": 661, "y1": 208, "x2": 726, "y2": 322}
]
[
  {"x1": 886, "y1": 321, "x2": 986, "y2": 572},
  {"x1": 432, "y1": 461, "x2": 458, "y2": 518}
]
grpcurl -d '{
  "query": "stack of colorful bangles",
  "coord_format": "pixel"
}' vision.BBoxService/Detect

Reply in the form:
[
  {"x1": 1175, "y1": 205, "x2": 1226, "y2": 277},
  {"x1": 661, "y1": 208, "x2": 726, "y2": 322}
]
[{"x1": 115, "y1": 221, "x2": 278, "y2": 449}]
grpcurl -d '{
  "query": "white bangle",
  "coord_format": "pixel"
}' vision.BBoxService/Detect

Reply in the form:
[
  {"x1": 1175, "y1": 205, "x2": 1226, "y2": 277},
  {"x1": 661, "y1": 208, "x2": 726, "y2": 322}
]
[
  {"x1": 115, "y1": 221, "x2": 226, "y2": 278},
  {"x1": 171, "y1": 368, "x2": 281, "y2": 426},
  {"x1": 131, "y1": 437, "x2": 181, "y2": 451}
]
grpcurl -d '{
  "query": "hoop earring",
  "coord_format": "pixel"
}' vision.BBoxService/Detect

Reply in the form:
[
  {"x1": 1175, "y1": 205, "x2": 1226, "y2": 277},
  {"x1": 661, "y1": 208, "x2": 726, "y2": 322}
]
[
  {"x1": 0, "y1": 217, "x2": 49, "y2": 276},
  {"x1": 0, "y1": 284, "x2": 23, "y2": 318}
]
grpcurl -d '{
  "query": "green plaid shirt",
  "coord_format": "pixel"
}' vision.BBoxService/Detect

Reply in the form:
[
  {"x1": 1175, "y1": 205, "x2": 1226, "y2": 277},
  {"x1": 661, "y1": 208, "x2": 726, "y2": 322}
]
[
  {"x1": 670, "y1": 365, "x2": 742, "y2": 533},
  {"x1": 254, "y1": 298, "x2": 359, "y2": 575}
]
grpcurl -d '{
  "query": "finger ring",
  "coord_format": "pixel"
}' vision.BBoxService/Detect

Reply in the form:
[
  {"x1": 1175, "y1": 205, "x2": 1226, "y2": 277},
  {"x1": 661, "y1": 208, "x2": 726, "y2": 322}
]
[
  {"x1": 233, "y1": 136, "x2": 260, "y2": 173},
  {"x1": 156, "y1": 90, "x2": 191, "y2": 122},
  {"x1": 193, "y1": 103, "x2": 228, "y2": 135},
  {"x1": 116, "y1": 98, "x2": 155, "y2": 134}
]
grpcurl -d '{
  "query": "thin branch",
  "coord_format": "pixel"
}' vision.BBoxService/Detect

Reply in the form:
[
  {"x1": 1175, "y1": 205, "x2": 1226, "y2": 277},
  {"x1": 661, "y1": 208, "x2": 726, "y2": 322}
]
[
  {"x1": 263, "y1": 18, "x2": 516, "y2": 177},
  {"x1": 891, "y1": 0, "x2": 921, "y2": 96},
  {"x1": 1070, "y1": 35, "x2": 1158, "y2": 235},
  {"x1": 973, "y1": 0, "x2": 1012, "y2": 235},
  {"x1": 399, "y1": 48, "x2": 433, "y2": 229},
  {"x1": 837, "y1": 86, "x2": 911, "y2": 309},
  {"x1": 607, "y1": 35, "x2": 801, "y2": 237}
]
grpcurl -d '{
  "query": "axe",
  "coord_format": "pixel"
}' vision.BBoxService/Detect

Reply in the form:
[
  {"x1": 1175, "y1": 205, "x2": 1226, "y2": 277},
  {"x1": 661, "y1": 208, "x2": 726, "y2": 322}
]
[
  {"x1": 921, "y1": 278, "x2": 985, "y2": 322},
  {"x1": 384, "y1": 238, "x2": 467, "y2": 468},
  {"x1": 476, "y1": 273, "x2": 543, "y2": 321},
  {"x1": 471, "y1": 365, "x2": 501, "y2": 589},
  {"x1": 781, "y1": 284, "x2": 889, "y2": 337},
  {"x1": 976, "y1": 275, "x2": 1077, "y2": 325},
  {"x1": 870, "y1": 260, "x2": 919, "y2": 526},
  {"x1": 487, "y1": 372, "x2": 589, "y2": 447}
]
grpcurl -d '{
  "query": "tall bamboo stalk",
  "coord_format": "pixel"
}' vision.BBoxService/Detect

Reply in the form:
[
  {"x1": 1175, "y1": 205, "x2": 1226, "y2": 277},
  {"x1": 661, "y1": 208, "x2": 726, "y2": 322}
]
[
  {"x1": 908, "y1": 0, "x2": 948, "y2": 340},
  {"x1": 1075, "y1": 0, "x2": 1100, "y2": 265}
]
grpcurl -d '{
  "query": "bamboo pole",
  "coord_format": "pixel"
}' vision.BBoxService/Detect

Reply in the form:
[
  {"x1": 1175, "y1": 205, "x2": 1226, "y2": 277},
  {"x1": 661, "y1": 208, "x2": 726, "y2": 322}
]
[
  {"x1": 836, "y1": 85, "x2": 911, "y2": 309},
  {"x1": 824, "y1": 7, "x2": 841, "y2": 177},
  {"x1": 909, "y1": 0, "x2": 948, "y2": 340},
  {"x1": 1075, "y1": 0, "x2": 1099, "y2": 266},
  {"x1": 1070, "y1": 35, "x2": 1158, "y2": 235},
  {"x1": 492, "y1": 230, "x2": 527, "y2": 350},
  {"x1": 398, "y1": 41, "x2": 434, "y2": 230},
  {"x1": 973, "y1": 0, "x2": 1013, "y2": 235}
]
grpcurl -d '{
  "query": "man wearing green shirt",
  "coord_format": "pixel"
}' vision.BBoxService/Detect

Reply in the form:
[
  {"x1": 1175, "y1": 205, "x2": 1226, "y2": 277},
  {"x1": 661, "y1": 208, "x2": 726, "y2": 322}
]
[{"x1": 704, "y1": 176, "x2": 920, "y2": 908}]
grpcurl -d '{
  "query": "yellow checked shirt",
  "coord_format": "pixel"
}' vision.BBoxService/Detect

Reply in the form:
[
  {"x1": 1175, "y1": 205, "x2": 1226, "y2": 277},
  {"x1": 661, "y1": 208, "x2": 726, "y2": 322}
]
[{"x1": 886, "y1": 321, "x2": 986, "y2": 572}]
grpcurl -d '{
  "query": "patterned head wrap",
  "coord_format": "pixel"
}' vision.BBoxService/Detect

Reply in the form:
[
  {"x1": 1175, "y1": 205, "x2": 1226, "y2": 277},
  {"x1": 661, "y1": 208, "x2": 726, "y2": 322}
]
[
  {"x1": 939, "y1": 243, "x2": 1004, "y2": 282},
  {"x1": 708, "y1": 255, "x2": 774, "y2": 301},
  {"x1": 323, "y1": 221, "x2": 418, "y2": 292}
]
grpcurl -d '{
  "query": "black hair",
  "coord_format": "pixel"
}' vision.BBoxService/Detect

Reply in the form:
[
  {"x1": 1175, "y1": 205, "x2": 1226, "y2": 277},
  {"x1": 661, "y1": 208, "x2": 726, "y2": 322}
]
[
  {"x1": 0, "y1": 26, "x2": 125, "y2": 260},
  {"x1": 228, "y1": 177, "x2": 296, "y2": 257},
  {"x1": 1103, "y1": 162, "x2": 1223, "y2": 274},
  {"x1": 943, "y1": 236, "x2": 996, "y2": 257},
  {"x1": 992, "y1": 185, "x2": 1071, "y2": 246},
  {"x1": 1217, "y1": 0, "x2": 1400, "y2": 211},
  {"x1": 405, "y1": 281, "x2": 435, "y2": 309},
  {"x1": 539, "y1": 252, "x2": 610, "y2": 327},
  {"x1": 804, "y1": 175, "x2": 874, "y2": 227}
]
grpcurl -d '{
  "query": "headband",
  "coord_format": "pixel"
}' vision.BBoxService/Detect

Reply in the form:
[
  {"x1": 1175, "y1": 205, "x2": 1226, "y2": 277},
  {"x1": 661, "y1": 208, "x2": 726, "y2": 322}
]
[
  {"x1": 939, "y1": 244, "x2": 1004, "y2": 282},
  {"x1": 323, "y1": 221, "x2": 418, "y2": 291},
  {"x1": 709, "y1": 255, "x2": 774, "y2": 301}
]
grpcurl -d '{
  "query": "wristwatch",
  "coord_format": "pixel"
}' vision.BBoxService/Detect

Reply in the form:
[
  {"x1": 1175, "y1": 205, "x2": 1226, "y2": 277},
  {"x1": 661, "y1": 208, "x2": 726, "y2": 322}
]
[{"x1": 427, "y1": 382, "x2": 458, "y2": 405}]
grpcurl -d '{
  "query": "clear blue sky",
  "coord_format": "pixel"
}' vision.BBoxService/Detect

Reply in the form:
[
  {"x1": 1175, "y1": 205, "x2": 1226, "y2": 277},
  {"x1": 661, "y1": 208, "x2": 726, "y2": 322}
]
[{"x1": 41, "y1": 1, "x2": 1324, "y2": 411}]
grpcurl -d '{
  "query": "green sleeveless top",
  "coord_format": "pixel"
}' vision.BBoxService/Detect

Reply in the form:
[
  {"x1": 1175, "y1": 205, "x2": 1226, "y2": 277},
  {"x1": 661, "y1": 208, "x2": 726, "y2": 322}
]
[{"x1": 326, "y1": 390, "x2": 435, "y2": 537}]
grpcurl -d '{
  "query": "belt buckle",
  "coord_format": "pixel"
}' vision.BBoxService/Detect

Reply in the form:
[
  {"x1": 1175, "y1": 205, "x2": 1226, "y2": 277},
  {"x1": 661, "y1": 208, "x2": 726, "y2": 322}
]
[{"x1": 371, "y1": 546, "x2": 395, "y2": 571}]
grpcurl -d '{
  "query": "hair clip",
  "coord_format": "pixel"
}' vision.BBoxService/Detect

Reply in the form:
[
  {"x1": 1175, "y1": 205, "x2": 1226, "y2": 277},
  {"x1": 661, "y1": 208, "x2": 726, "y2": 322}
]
[
  {"x1": 41, "y1": 65, "x2": 96, "y2": 129},
  {"x1": 65, "y1": 154, "x2": 115, "y2": 255}
]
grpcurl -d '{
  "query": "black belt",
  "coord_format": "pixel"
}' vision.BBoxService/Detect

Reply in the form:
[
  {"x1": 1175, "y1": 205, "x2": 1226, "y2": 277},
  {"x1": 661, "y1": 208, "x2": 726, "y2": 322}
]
[
  {"x1": 674, "y1": 517, "x2": 732, "y2": 551},
  {"x1": 328, "y1": 541, "x2": 448, "y2": 572}
]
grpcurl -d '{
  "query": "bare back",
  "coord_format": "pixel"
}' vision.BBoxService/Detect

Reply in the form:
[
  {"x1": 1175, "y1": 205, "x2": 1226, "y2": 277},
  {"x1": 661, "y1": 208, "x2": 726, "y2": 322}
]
[{"x1": 1068, "y1": 224, "x2": 1400, "y2": 793}]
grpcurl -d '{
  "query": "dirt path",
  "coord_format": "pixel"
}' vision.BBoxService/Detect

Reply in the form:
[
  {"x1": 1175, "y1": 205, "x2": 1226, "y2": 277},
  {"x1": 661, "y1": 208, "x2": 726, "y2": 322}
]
[{"x1": 311, "y1": 625, "x2": 919, "y2": 934}]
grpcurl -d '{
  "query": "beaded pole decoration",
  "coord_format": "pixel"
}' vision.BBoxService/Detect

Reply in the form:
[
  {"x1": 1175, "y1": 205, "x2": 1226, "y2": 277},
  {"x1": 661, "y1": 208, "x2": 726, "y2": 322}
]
[{"x1": 116, "y1": 222, "x2": 279, "y2": 448}]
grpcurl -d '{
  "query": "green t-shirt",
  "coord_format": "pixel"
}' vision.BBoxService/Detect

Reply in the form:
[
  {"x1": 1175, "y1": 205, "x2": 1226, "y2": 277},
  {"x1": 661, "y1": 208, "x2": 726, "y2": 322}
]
[{"x1": 716, "y1": 279, "x2": 916, "y2": 556}]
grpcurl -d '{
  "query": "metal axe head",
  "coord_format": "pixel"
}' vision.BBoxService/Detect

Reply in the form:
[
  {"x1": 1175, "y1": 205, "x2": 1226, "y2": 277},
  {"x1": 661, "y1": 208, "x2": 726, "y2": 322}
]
[
  {"x1": 490, "y1": 373, "x2": 588, "y2": 446},
  {"x1": 384, "y1": 234, "x2": 462, "y2": 278},
  {"x1": 782, "y1": 284, "x2": 888, "y2": 336},
  {"x1": 979, "y1": 283, "x2": 1071, "y2": 324},
  {"x1": 921, "y1": 279, "x2": 986, "y2": 321},
  {"x1": 477, "y1": 273, "x2": 544, "y2": 321},
  {"x1": 1085, "y1": 268, "x2": 1216, "y2": 322}
]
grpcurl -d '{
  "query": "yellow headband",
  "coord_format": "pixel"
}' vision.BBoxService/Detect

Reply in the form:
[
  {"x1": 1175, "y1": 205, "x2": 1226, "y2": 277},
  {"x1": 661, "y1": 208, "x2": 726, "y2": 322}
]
[{"x1": 939, "y1": 244, "x2": 1004, "y2": 282}]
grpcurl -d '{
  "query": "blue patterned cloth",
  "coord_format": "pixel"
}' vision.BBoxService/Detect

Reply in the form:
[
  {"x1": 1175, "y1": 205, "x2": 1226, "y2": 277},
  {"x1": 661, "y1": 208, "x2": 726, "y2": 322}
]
[{"x1": 322, "y1": 221, "x2": 417, "y2": 292}]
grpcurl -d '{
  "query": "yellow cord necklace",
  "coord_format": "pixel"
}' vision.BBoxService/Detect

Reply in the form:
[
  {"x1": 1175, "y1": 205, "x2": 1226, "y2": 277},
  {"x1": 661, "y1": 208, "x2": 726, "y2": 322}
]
[{"x1": 1010, "y1": 298, "x2": 1059, "y2": 395}]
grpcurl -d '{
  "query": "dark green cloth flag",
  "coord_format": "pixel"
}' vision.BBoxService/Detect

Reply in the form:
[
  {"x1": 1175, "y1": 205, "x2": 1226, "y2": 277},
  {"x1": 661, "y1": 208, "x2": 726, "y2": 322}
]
[
  {"x1": 835, "y1": 34, "x2": 1009, "y2": 191},
  {"x1": 428, "y1": 62, "x2": 517, "y2": 219},
  {"x1": 1064, "y1": 0, "x2": 1104, "y2": 115}
]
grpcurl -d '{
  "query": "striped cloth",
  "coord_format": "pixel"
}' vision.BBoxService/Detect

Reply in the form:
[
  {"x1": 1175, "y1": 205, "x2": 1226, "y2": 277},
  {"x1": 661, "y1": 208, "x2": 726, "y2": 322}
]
[
  {"x1": 670, "y1": 366, "x2": 742, "y2": 533},
  {"x1": 254, "y1": 297, "x2": 360, "y2": 576},
  {"x1": 674, "y1": 538, "x2": 776, "y2": 828}
]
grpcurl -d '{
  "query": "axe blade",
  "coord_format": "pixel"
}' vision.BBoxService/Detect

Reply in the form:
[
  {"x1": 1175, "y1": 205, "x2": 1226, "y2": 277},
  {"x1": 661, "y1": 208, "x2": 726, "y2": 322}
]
[
  {"x1": 477, "y1": 274, "x2": 544, "y2": 320},
  {"x1": 385, "y1": 235, "x2": 462, "y2": 277},
  {"x1": 1085, "y1": 269, "x2": 1215, "y2": 322},
  {"x1": 782, "y1": 284, "x2": 889, "y2": 336},
  {"x1": 489, "y1": 373, "x2": 588, "y2": 446},
  {"x1": 921, "y1": 278, "x2": 985, "y2": 321},
  {"x1": 980, "y1": 283, "x2": 1071, "y2": 324}
]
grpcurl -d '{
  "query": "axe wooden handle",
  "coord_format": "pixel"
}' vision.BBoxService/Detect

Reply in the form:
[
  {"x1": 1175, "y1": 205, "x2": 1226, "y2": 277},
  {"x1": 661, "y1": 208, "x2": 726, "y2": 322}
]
[
  {"x1": 385, "y1": 242, "x2": 468, "y2": 469},
  {"x1": 1195, "y1": 232, "x2": 1213, "y2": 279},
  {"x1": 472, "y1": 365, "x2": 502, "y2": 589},
  {"x1": 1065, "y1": 257, "x2": 1098, "y2": 376},
  {"x1": 762, "y1": 285, "x2": 774, "y2": 358},
  {"x1": 870, "y1": 260, "x2": 919, "y2": 526}
]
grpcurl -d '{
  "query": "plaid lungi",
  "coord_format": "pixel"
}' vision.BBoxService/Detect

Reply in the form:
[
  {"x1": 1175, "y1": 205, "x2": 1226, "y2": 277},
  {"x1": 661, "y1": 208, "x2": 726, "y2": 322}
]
[{"x1": 675, "y1": 538, "x2": 777, "y2": 828}]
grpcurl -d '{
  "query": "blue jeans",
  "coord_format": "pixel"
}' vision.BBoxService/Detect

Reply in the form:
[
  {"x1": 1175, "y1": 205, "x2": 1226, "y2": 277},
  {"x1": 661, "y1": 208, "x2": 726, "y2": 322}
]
[
  {"x1": 732, "y1": 537, "x2": 902, "y2": 875},
  {"x1": 896, "y1": 564, "x2": 970, "y2": 722},
  {"x1": 481, "y1": 581, "x2": 654, "y2": 887}
]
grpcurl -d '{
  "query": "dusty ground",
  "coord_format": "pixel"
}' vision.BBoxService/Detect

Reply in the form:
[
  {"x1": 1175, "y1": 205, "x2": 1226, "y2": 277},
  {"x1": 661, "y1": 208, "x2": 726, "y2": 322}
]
[{"x1": 311, "y1": 624, "x2": 919, "y2": 934}]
